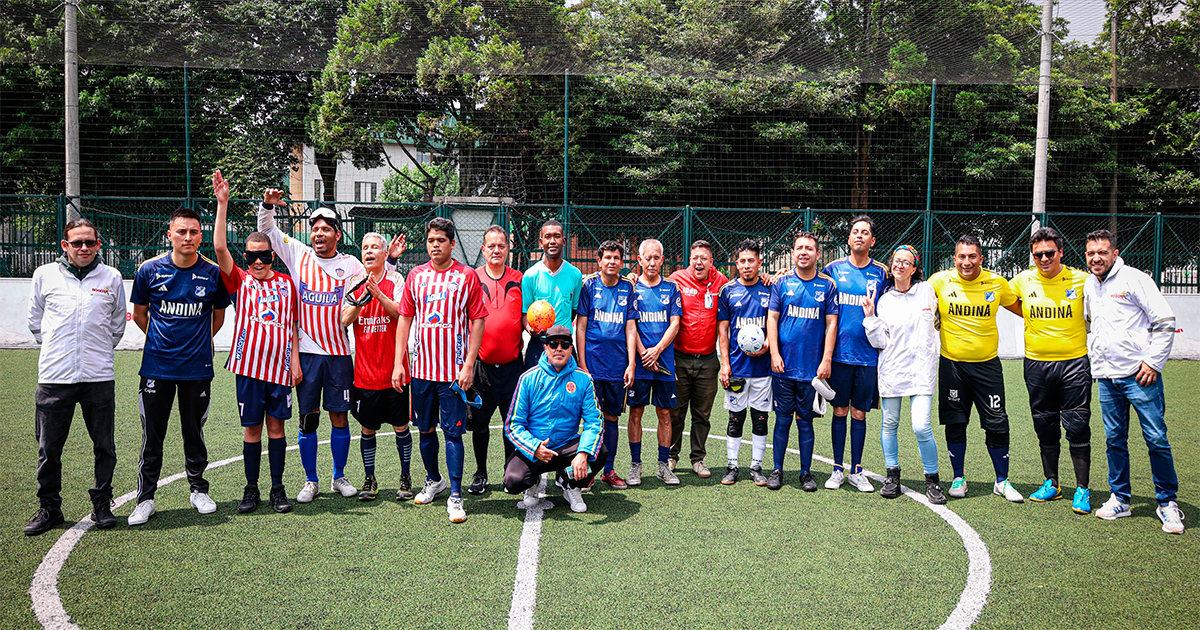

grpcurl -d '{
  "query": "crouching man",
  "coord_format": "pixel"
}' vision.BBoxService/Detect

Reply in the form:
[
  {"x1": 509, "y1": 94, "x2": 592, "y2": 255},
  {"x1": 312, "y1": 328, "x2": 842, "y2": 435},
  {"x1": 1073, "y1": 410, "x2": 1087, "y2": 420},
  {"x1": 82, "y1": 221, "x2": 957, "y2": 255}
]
[{"x1": 503, "y1": 325, "x2": 607, "y2": 513}]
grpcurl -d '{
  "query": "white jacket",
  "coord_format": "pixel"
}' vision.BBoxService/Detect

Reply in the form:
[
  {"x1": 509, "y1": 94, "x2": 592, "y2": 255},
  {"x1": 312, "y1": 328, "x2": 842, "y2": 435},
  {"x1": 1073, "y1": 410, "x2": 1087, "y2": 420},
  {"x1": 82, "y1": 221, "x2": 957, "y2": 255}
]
[
  {"x1": 864, "y1": 281, "x2": 939, "y2": 398},
  {"x1": 28, "y1": 261, "x2": 127, "y2": 384},
  {"x1": 1084, "y1": 256, "x2": 1175, "y2": 379}
]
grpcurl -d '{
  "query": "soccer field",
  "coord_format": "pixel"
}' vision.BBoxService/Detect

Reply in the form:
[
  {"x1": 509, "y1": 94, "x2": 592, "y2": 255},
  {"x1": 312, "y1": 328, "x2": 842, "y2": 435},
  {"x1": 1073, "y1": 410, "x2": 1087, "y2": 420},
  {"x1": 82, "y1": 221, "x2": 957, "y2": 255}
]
[{"x1": 3, "y1": 350, "x2": 1198, "y2": 630}]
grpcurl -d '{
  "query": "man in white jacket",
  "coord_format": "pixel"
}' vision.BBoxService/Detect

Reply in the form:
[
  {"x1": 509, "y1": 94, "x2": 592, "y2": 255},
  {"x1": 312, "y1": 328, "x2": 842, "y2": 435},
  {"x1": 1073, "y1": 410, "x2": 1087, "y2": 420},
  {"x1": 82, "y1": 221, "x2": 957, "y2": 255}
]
[
  {"x1": 25, "y1": 218, "x2": 127, "y2": 535},
  {"x1": 1083, "y1": 229, "x2": 1183, "y2": 534}
]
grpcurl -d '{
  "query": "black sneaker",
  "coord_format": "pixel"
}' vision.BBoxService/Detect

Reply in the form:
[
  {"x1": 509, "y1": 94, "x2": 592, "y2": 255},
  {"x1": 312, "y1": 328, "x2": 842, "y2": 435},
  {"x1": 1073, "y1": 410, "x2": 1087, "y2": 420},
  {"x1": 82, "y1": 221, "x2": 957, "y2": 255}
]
[
  {"x1": 721, "y1": 466, "x2": 739, "y2": 485},
  {"x1": 800, "y1": 473, "x2": 818, "y2": 492},
  {"x1": 269, "y1": 485, "x2": 293, "y2": 513},
  {"x1": 24, "y1": 507, "x2": 65, "y2": 536},
  {"x1": 766, "y1": 469, "x2": 783, "y2": 491},
  {"x1": 467, "y1": 472, "x2": 488, "y2": 495},
  {"x1": 925, "y1": 473, "x2": 947, "y2": 505},
  {"x1": 396, "y1": 474, "x2": 414, "y2": 501},
  {"x1": 880, "y1": 467, "x2": 902, "y2": 499},
  {"x1": 91, "y1": 502, "x2": 117, "y2": 530},
  {"x1": 749, "y1": 466, "x2": 768, "y2": 486},
  {"x1": 358, "y1": 475, "x2": 379, "y2": 501},
  {"x1": 238, "y1": 484, "x2": 261, "y2": 513}
]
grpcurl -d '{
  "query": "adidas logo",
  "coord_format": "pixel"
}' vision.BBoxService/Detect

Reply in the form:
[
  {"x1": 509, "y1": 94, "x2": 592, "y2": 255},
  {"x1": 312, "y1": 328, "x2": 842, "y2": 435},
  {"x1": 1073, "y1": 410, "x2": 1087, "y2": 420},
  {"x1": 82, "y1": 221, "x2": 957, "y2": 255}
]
[
  {"x1": 1029, "y1": 291, "x2": 1038, "y2": 298},
  {"x1": 949, "y1": 291, "x2": 958, "y2": 297},
  {"x1": 199, "y1": 391, "x2": 207, "y2": 398}
]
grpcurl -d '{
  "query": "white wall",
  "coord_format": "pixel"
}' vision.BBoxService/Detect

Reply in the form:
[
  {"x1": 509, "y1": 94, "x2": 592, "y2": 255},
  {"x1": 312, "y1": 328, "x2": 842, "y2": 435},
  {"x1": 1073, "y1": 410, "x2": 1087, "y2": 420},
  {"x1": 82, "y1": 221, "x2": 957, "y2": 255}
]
[{"x1": 3, "y1": 277, "x2": 1198, "y2": 358}]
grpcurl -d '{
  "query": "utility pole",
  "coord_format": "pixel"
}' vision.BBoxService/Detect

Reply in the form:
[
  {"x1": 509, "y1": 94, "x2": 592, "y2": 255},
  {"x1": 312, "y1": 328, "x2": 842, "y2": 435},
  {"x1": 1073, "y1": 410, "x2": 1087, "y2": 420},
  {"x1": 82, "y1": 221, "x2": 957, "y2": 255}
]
[
  {"x1": 1031, "y1": 0, "x2": 1054, "y2": 223},
  {"x1": 1109, "y1": 2, "x2": 1120, "y2": 230},
  {"x1": 64, "y1": 0, "x2": 80, "y2": 220}
]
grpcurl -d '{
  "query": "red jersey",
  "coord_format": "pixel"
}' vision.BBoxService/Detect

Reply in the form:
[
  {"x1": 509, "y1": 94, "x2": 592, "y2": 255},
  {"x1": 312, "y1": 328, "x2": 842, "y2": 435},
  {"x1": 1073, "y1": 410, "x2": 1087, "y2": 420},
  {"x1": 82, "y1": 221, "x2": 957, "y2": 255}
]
[
  {"x1": 221, "y1": 267, "x2": 298, "y2": 386},
  {"x1": 669, "y1": 268, "x2": 729, "y2": 355},
  {"x1": 350, "y1": 270, "x2": 408, "y2": 390},
  {"x1": 398, "y1": 260, "x2": 487, "y2": 382},
  {"x1": 475, "y1": 265, "x2": 523, "y2": 365}
]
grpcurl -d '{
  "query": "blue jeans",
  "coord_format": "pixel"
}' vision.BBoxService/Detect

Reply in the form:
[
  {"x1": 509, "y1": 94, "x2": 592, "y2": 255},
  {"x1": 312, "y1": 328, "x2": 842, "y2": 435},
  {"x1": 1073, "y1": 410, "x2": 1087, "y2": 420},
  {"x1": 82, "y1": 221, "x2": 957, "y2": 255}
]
[
  {"x1": 1098, "y1": 376, "x2": 1178, "y2": 505},
  {"x1": 880, "y1": 395, "x2": 939, "y2": 474}
]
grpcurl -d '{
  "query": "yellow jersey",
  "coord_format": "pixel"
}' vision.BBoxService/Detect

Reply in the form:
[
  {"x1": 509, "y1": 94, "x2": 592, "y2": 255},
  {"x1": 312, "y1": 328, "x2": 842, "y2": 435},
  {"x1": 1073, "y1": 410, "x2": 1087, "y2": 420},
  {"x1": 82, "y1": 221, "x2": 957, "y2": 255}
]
[
  {"x1": 1009, "y1": 266, "x2": 1088, "y2": 361},
  {"x1": 928, "y1": 268, "x2": 1017, "y2": 362}
]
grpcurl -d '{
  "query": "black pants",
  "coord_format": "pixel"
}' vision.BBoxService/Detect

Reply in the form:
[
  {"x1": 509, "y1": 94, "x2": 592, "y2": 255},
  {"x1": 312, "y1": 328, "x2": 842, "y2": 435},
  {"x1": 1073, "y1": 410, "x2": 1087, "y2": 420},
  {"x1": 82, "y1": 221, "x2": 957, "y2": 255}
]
[
  {"x1": 35, "y1": 381, "x2": 117, "y2": 510},
  {"x1": 503, "y1": 438, "x2": 608, "y2": 492},
  {"x1": 1025, "y1": 356, "x2": 1092, "y2": 485},
  {"x1": 468, "y1": 360, "x2": 522, "y2": 466},
  {"x1": 137, "y1": 378, "x2": 211, "y2": 503}
]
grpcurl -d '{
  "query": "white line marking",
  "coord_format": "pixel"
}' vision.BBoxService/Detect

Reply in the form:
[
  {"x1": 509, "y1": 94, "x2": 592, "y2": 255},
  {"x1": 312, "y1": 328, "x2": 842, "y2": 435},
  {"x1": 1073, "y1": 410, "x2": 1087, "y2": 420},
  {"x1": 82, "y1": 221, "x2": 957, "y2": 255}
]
[{"x1": 507, "y1": 475, "x2": 548, "y2": 630}]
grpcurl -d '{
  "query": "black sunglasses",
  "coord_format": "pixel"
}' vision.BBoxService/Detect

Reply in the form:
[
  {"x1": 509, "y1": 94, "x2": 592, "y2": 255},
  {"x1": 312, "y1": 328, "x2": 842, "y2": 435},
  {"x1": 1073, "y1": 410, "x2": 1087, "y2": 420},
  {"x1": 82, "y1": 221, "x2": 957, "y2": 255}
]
[
  {"x1": 66, "y1": 239, "x2": 98, "y2": 249},
  {"x1": 1031, "y1": 249, "x2": 1059, "y2": 260},
  {"x1": 546, "y1": 340, "x2": 572, "y2": 350},
  {"x1": 245, "y1": 249, "x2": 274, "y2": 264}
]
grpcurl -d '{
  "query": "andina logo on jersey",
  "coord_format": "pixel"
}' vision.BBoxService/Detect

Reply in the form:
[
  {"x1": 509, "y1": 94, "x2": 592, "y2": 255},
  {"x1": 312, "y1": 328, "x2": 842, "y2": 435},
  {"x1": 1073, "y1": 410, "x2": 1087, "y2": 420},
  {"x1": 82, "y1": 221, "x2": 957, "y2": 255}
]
[{"x1": 300, "y1": 282, "x2": 343, "y2": 306}]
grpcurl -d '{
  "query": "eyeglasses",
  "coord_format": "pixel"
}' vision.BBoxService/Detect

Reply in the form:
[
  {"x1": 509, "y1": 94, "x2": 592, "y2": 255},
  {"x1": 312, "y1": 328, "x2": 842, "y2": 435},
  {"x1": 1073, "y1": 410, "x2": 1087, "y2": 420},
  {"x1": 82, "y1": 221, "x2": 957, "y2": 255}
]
[
  {"x1": 1032, "y1": 249, "x2": 1059, "y2": 260},
  {"x1": 892, "y1": 260, "x2": 915, "y2": 268},
  {"x1": 66, "y1": 239, "x2": 98, "y2": 249},
  {"x1": 546, "y1": 340, "x2": 572, "y2": 350},
  {"x1": 245, "y1": 249, "x2": 274, "y2": 264}
]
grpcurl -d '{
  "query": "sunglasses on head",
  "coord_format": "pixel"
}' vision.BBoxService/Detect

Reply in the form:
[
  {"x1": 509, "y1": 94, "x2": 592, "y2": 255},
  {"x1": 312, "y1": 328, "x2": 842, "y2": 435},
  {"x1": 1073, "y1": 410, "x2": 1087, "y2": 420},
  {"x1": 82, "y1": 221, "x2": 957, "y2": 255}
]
[
  {"x1": 1032, "y1": 249, "x2": 1059, "y2": 260},
  {"x1": 66, "y1": 239, "x2": 98, "y2": 249},
  {"x1": 245, "y1": 249, "x2": 274, "y2": 264},
  {"x1": 546, "y1": 340, "x2": 572, "y2": 350}
]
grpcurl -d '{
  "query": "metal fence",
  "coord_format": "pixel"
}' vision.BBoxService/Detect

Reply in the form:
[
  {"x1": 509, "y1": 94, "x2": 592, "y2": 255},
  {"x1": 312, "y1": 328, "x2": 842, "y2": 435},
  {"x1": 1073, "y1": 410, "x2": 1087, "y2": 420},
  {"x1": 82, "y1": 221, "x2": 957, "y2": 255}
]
[{"x1": 1, "y1": 195, "x2": 1195, "y2": 293}]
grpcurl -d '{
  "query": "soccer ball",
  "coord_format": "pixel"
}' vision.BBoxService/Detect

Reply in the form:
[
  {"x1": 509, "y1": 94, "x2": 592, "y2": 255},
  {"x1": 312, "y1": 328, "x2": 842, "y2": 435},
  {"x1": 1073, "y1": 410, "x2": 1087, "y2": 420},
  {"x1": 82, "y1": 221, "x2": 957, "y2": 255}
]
[
  {"x1": 737, "y1": 324, "x2": 765, "y2": 354},
  {"x1": 527, "y1": 300, "x2": 556, "y2": 333}
]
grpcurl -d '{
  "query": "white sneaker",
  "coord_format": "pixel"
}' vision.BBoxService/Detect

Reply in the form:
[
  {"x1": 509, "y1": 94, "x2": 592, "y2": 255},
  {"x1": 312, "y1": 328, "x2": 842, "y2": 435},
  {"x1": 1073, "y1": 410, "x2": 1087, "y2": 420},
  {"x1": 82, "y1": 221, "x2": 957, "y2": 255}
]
[
  {"x1": 296, "y1": 480, "x2": 320, "y2": 503},
  {"x1": 190, "y1": 491, "x2": 217, "y2": 514},
  {"x1": 627, "y1": 461, "x2": 642, "y2": 487},
  {"x1": 447, "y1": 496, "x2": 467, "y2": 523},
  {"x1": 414, "y1": 476, "x2": 448, "y2": 505},
  {"x1": 992, "y1": 478, "x2": 1024, "y2": 503},
  {"x1": 521, "y1": 486, "x2": 541, "y2": 509},
  {"x1": 556, "y1": 477, "x2": 587, "y2": 513},
  {"x1": 825, "y1": 469, "x2": 846, "y2": 489},
  {"x1": 1157, "y1": 501, "x2": 1185, "y2": 534},
  {"x1": 1096, "y1": 495, "x2": 1132, "y2": 520},
  {"x1": 128, "y1": 500, "x2": 156, "y2": 526},
  {"x1": 847, "y1": 472, "x2": 875, "y2": 493},
  {"x1": 948, "y1": 477, "x2": 968, "y2": 498},
  {"x1": 331, "y1": 476, "x2": 357, "y2": 498}
]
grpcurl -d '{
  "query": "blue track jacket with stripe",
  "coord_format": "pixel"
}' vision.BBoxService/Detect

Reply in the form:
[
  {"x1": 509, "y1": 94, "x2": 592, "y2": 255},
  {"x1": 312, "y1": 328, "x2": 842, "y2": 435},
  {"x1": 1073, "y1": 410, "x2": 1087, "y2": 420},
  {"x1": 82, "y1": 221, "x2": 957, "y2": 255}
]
[{"x1": 506, "y1": 353, "x2": 603, "y2": 461}]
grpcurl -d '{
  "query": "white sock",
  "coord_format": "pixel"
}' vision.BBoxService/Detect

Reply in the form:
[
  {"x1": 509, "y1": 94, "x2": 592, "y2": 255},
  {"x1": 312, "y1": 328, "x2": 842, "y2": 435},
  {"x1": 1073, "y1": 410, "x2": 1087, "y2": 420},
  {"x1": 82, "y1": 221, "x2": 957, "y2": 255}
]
[
  {"x1": 726, "y1": 435, "x2": 741, "y2": 468},
  {"x1": 751, "y1": 434, "x2": 767, "y2": 468}
]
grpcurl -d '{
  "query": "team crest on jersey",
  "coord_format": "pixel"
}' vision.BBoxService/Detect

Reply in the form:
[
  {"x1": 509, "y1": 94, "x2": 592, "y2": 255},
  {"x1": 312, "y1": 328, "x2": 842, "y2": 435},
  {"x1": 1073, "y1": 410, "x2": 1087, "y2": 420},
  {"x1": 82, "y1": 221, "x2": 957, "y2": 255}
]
[
  {"x1": 815, "y1": 291, "x2": 825, "y2": 301},
  {"x1": 660, "y1": 294, "x2": 670, "y2": 305},
  {"x1": 566, "y1": 381, "x2": 576, "y2": 394},
  {"x1": 949, "y1": 389, "x2": 960, "y2": 401},
  {"x1": 761, "y1": 296, "x2": 769, "y2": 307},
  {"x1": 618, "y1": 296, "x2": 627, "y2": 306},
  {"x1": 984, "y1": 291, "x2": 996, "y2": 303},
  {"x1": 195, "y1": 286, "x2": 207, "y2": 297},
  {"x1": 334, "y1": 267, "x2": 345, "y2": 277},
  {"x1": 1066, "y1": 289, "x2": 1077, "y2": 300}
]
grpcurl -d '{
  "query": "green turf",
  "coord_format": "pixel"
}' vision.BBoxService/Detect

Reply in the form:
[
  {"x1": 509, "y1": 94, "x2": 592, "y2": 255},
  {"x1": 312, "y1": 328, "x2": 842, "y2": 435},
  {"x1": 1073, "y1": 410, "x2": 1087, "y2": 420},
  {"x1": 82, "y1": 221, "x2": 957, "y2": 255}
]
[{"x1": 2, "y1": 350, "x2": 1198, "y2": 629}]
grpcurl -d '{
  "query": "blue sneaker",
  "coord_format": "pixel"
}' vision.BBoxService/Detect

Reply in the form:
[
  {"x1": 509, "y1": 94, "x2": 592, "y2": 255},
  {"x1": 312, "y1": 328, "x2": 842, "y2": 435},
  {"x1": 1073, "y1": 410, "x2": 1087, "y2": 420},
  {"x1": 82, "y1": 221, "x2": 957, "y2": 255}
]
[
  {"x1": 1072, "y1": 487, "x2": 1091, "y2": 514},
  {"x1": 1029, "y1": 479, "x2": 1062, "y2": 502}
]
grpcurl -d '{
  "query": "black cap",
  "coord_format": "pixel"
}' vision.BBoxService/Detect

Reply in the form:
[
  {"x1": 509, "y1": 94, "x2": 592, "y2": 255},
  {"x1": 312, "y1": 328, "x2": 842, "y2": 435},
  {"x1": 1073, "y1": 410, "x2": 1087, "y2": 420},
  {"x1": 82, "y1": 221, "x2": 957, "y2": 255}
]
[{"x1": 543, "y1": 325, "x2": 572, "y2": 343}]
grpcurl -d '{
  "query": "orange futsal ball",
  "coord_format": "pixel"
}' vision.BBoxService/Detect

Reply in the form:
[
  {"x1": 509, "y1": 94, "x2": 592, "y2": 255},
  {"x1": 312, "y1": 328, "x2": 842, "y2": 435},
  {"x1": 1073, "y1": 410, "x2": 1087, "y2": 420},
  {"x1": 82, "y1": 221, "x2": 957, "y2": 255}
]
[{"x1": 527, "y1": 300, "x2": 556, "y2": 333}]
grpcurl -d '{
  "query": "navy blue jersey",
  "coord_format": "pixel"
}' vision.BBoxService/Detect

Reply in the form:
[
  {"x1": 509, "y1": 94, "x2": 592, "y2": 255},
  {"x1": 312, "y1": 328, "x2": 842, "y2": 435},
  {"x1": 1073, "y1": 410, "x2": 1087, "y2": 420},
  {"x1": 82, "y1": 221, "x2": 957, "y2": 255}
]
[
  {"x1": 718, "y1": 278, "x2": 772, "y2": 379},
  {"x1": 131, "y1": 253, "x2": 231, "y2": 380},
  {"x1": 769, "y1": 271, "x2": 839, "y2": 381},
  {"x1": 578, "y1": 274, "x2": 639, "y2": 381},
  {"x1": 633, "y1": 278, "x2": 682, "y2": 381},
  {"x1": 822, "y1": 256, "x2": 890, "y2": 366}
]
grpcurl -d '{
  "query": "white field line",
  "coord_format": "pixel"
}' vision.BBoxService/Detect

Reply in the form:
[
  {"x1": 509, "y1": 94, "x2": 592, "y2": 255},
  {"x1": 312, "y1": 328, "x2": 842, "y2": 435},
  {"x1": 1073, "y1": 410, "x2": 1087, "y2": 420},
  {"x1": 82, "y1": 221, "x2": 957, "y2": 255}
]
[{"x1": 507, "y1": 475, "x2": 548, "y2": 630}]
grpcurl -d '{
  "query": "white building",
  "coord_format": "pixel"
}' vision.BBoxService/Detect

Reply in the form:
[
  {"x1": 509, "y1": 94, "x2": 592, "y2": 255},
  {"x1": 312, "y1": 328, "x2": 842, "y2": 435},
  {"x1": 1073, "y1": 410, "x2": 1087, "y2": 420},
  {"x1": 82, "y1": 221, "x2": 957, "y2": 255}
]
[{"x1": 288, "y1": 142, "x2": 433, "y2": 203}]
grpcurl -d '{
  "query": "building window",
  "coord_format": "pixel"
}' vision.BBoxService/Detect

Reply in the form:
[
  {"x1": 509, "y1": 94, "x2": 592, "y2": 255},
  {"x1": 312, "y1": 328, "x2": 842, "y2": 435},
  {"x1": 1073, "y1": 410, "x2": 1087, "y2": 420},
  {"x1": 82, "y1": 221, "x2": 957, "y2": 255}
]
[
  {"x1": 314, "y1": 179, "x2": 336, "y2": 200},
  {"x1": 355, "y1": 181, "x2": 377, "y2": 203}
]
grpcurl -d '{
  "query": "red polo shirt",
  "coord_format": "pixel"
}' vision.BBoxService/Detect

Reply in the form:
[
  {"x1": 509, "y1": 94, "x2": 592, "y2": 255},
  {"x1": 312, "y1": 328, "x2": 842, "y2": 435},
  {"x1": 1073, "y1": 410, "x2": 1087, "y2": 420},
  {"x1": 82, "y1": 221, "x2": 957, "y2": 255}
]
[{"x1": 668, "y1": 267, "x2": 729, "y2": 355}]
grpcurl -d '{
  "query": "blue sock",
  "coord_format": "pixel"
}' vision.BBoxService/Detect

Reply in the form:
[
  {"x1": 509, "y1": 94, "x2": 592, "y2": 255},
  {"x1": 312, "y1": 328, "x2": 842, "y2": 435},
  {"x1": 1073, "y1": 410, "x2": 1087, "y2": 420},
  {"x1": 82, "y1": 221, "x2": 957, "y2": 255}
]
[
  {"x1": 360, "y1": 434, "x2": 376, "y2": 478},
  {"x1": 948, "y1": 442, "x2": 967, "y2": 479},
  {"x1": 267, "y1": 437, "x2": 286, "y2": 486},
  {"x1": 243, "y1": 441, "x2": 261, "y2": 484},
  {"x1": 298, "y1": 431, "x2": 318, "y2": 482},
  {"x1": 629, "y1": 441, "x2": 642, "y2": 464},
  {"x1": 772, "y1": 413, "x2": 794, "y2": 470},
  {"x1": 331, "y1": 425, "x2": 351, "y2": 479},
  {"x1": 987, "y1": 447, "x2": 1010, "y2": 482},
  {"x1": 658, "y1": 445, "x2": 671, "y2": 464},
  {"x1": 830, "y1": 415, "x2": 847, "y2": 471},
  {"x1": 396, "y1": 429, "x2": 412, "y2": 477},
  {"x1": 419, "y1": 432, "x2": 442, "y2": 481},
  {"x1": 603, "y1": 420, "x2": 619, "y2": 474},
  {"x1": 850, "y1": 418, "x2": 866, "y2": 473},
  {"x1": 797, "y1": 418, "x2": 815, "y2": 474},
  {"x1": 446, "y1": 435, "x2": 465, "y2": 497}
]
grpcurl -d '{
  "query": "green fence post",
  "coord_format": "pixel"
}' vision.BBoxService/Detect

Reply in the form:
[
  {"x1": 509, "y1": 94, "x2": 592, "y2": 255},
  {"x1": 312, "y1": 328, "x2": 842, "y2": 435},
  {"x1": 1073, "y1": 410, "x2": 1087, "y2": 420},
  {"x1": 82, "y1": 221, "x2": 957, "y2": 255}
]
[
  {"x1": 804, "y1": 207, "x2": 813, "y2": 232},
  {"x1": 683, "y1": 205, "x2": 692, "y2": 261},
  {"x1": 56, "y1": 195, "x2": 66, "y2": 240},
  {"x1": 1153, "y1": 212, "x2": 1164, "y2": 285},
  {"x1": 563, "y1": 204, "x2": 572, "y2": 260},
  {"x1": 922, "y1": 209, "x2": 933, "y2": 278}
]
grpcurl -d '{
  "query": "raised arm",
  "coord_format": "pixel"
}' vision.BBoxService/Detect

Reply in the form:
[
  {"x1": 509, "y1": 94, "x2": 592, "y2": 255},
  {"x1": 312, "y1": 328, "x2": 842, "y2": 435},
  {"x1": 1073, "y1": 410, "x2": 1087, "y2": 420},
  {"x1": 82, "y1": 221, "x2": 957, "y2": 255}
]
[
  {"x1": 257, "y1": 189, "x2": 298, "y2": 270},
  {"x1": 212, "y1": 171, "x2": 235, "y2": 277}
]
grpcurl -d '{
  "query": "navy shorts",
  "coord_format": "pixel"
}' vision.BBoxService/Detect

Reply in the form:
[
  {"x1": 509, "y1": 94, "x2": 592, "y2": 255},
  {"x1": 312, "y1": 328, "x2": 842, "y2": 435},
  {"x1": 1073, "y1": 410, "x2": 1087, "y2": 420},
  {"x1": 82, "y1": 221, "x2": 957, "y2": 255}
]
[
  {"x1": 351, "y1": 386, "x2": 410, "y2": 432},
  {"x1": 411, "y1": 378, "x2": 467, "y2": 438},
  {"x1": 772, "y1": 375, "x2": 818, "y2": 422},
  {"x1": 628, "y1": 379, "x2": 678, "y2": 409},
  {"x1": 235, "y1": 374, "x2": 292, "y2": 427},
  {"x1": 829, "y1": 361, "x2": 879, "y2": 411},
  {"x1": 297, "y1": 354, "x2": 353, "y2": 414},
  {"x1": 593, "y1": 379, "x2": 628, "y2": 417}
]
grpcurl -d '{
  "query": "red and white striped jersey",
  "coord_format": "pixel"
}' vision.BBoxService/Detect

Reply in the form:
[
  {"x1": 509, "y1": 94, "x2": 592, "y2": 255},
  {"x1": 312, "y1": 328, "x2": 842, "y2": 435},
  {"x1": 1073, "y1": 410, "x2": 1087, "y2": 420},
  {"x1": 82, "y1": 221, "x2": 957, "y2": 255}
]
[
  {"x1": 221, "y1": 267, "x2": 298, "y2": 386},
  {"x1": 350, "y1": 270, "x2": 410, "y2": 390},
  {"x1": 398, "y1": 261, "x2": 487, "y2": 382}
]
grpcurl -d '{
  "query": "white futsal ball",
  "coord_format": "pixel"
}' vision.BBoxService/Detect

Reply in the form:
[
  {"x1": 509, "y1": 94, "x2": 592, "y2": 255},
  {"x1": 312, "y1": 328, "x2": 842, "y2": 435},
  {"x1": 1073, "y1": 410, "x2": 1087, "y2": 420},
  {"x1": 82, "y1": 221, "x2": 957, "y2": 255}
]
[{"x1": 737, "y1": 324, "x2": 765, "y2": 354}]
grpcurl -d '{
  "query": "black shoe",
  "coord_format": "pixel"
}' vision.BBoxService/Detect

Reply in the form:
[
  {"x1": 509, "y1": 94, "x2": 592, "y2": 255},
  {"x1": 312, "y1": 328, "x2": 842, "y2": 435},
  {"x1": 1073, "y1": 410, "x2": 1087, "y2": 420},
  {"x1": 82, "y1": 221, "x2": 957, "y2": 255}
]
[
  {"x1": 880, "y1": 467, "x2": 902, "y2": 499},
  {"x1": 91, "y1": 503, "x2": 117, "y2": 529},
  {"x1": 238, "y1": 484, "x2": 261, "y2": 513},
  {"x1": 24, "y1": 507, "x2": 64, "y2": 536},
  {"x1": 467, "y1": 472, "x2": 488, "y2": 495},
  {"x1": 749, "y1": 466, "x2": 768, "y2": 486},
  {"x1": 269, "y1": 485, "x2": 293, "y2": 513},
  {"x1": 925, "y1": 473, "x2": 947, "y2": 505},
  {"x1": 396, "y1": 475, "x2": 414, "y2": 501},
  {"x1": 358, "y1": 475, "x2": 379, "y2": 501},
  {"x1": 800, "y1": 473, "x2": 818, "y2": 492},
  {"x1": 766, "y1": 469, "x2": 783, "y2": 491},
  {"x1": 721, "y1": 466, "x2": 739, "y2": 485}
]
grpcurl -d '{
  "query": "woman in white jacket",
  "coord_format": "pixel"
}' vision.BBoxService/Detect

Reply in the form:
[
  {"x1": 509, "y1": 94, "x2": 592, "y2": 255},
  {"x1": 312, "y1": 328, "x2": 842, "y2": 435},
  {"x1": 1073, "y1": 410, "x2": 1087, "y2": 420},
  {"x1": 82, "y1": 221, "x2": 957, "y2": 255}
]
[{"x1": 863, "y1": 246, "x2": 945, "y2": 504}]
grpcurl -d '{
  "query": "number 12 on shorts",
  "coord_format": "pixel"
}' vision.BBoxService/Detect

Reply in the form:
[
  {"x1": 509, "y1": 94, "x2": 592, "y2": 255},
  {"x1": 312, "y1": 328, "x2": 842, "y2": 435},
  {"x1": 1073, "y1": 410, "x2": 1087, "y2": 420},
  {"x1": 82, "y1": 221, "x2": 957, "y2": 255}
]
[{"x1": 988, "y1": 394, "x2": 1001, "y2": 410}]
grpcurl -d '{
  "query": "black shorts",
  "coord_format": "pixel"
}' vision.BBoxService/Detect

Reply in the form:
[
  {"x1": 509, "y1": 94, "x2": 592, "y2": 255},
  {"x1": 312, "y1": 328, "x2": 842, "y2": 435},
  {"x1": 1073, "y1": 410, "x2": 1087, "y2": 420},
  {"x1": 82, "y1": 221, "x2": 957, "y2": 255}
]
[
  {"x1": 351, "y1": 387, "x2": 411, "y2": 432},
  {"x1": 1024, "y1": 356, "x2": 1092, "y2": 441},
  {"x1": 938, "y1": 356, "x2": 1009, "y2": 433},
  {"x1": 467, "y1": 359, "x2": 524, "y2": 430}
]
